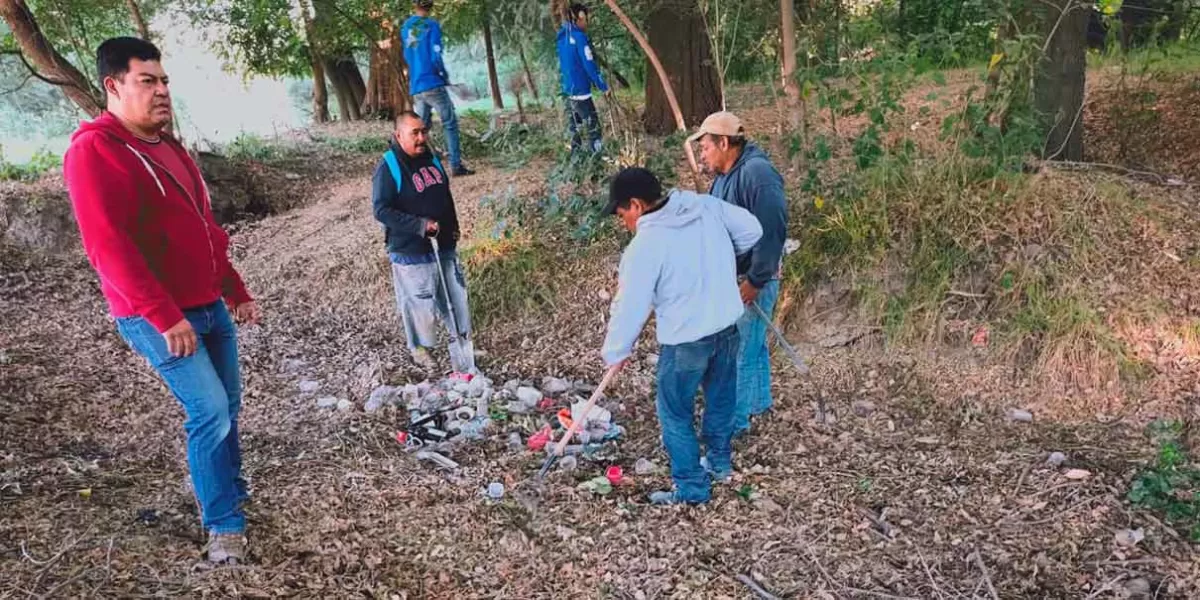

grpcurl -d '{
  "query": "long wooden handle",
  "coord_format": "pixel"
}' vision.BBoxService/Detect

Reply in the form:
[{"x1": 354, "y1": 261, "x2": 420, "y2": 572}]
[{"x1": 551, "y1": 365, "x2": 620, "y2": 457}]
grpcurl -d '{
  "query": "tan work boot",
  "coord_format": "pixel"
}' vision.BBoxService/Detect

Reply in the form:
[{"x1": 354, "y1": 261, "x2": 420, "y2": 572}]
[{"x1": 205, "y1": 532, "x2": 247, "y2": 565}]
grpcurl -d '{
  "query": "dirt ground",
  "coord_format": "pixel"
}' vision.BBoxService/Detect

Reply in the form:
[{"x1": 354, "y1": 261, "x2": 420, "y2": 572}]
[{"x1": 3, "y1": 80, "x2": 1200, "y2": 598}]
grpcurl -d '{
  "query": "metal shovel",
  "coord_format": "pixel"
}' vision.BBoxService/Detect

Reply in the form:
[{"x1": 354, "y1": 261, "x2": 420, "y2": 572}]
[
  {"x1": 430, "y1": 237, "x2": 475, "y2": 374},
  {"x1": 750, "y1": 301, "x2": 809, "y2": 375}
]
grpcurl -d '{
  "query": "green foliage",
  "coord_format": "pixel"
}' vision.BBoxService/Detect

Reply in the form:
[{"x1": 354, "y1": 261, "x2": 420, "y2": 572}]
[
  {"x1": 222, "y1": 132, "x2": 287, "y2": 161},
  {"x1": 317, "y1": 133, "x2": 390, "y2": 154},
  {"x1": 0, "y1": 148, "x2": 61, "y2": 182},
  {"x1": 1128, "y1": 419, "x2": 1200, "y2": 542},
  {"x1": 458, "y1": 227, "x2": 560, "y2": 329}
]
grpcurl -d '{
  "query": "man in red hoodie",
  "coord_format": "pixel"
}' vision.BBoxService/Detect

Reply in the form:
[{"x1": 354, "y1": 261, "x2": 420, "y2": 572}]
[{"x1": 64, "y1": 37, "x2": 259, "y2": 565}]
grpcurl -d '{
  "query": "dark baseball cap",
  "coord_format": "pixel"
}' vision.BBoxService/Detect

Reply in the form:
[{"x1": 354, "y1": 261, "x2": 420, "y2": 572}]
[{"x1": 604, "y1": 167, "x2": 663, "y2": 215}]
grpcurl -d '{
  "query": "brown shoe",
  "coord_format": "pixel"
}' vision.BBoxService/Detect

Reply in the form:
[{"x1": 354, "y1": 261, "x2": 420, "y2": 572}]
[{"x1": 205, "y1": 533, "x2": 247, "y2": 565}]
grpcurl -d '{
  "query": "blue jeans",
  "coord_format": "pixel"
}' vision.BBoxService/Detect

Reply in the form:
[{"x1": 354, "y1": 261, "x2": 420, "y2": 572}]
[
  {"x1": 566, "y1": 97, "x2": 602, "y2": 154},
  {"x1": 414, "y1": 86, "x2": 464, "y2": 169},
  {"x1": 656, "y1": 325, "x2": 739, "y2": 503},
  {"x1": 734, "y1": 279, "x2": 780, "y2": 433},
  {"x1": 390, "y1": 252, "x2": 472, "y2": 352},
  {"x1": 116, "y1": 301, "x2": 246, "y2": 535}
]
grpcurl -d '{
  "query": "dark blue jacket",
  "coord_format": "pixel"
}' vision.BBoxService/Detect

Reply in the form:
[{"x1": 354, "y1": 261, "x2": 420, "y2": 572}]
[
  {"x1": 372, "y1": 140, "x2": 459, "y2": 259},
  {"x1": 556, "y1": 23, "x2": 608, "y2": 97},
  {"x1": 401, "y1": 15, "x2": 448, "y2": 95},
  {"x1": 708, "y1": 144, "x2": 788, "y2": 288}
]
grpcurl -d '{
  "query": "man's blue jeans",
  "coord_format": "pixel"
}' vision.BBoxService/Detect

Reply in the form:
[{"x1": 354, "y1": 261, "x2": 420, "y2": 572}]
[
  {"x1": 116, "y1": 301, "x2": 246, "y2": 535},
  {"x1": 566, "y1": 97, "x2": 602, "y2": 154},
  {"x1": 734, "y1": 279, "x2": 780, "y2": 434},
  {"x1": 656, "y1": 325, "x2": 739, "y2": 503},
  {"x1": 414, "y1": 86, "x2": 464, "y2": 169}
]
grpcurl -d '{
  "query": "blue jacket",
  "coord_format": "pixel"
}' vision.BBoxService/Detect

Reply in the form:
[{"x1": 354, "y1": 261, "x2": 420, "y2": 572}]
[
  {"x1": 401, "y1": 15, "x2": 448, "y2": 95},
  {"x1": 556, "y1": 23, "x2": 608, "y2": 97},
  {"x1": 602, "y1": 190, "x2": 762, "y2": 366},
  {"x1": 708, "y1": 144, "x2": 788, "y2": 288}
]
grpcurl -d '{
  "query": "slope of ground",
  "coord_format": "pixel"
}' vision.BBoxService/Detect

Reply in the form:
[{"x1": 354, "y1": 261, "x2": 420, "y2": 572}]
[{"x1": 4, "y1": 72, "x2": 1200, "y2": 597}]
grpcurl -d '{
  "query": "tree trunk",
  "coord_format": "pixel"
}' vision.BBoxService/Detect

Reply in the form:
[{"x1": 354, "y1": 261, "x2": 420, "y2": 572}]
[
  {"x1": 780, "y1": 0, "x2": 801, "y2": 132},
  {"x1": 362, "y1": 8, "x2": 411, "y2": 120},
  {"x1": 1034, "y1": 0, "x2": 1088, "y2": 161},
  {"x1": 482, "y1": 8, "x2": 504, "y2": 110},
  {"x1": 297, "y1": 0, "x2": 330, "y2": 123},
  {"x1": 0, "y1": 0, "x2": 103, "y2": 116},
  {"x1": 643, "y1": 2, "x2": 721, "y2": 136},
  {"x1": 517, "y1": 41, "x2": 539, "y2": 102},
  {"x1": 125, "y1": 0, "x2": 150, "y2": 39},
  {"x1": 325, "y1": 56, "x2": 364, "y2": 120}
]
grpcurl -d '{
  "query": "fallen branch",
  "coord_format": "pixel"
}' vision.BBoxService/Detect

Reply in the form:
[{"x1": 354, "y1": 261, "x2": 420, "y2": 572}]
[
  {"x1": 735, "y1": 573, "x2": 781, "y2": 600},
  {"x1": 1040, "y1": 160, "x2": 1189, "y2": 186}
]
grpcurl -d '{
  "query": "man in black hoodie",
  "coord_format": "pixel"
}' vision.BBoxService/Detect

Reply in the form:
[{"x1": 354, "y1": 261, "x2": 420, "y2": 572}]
[{"x1": 372, "y1": 111, "x2": 472, "y2": 370}]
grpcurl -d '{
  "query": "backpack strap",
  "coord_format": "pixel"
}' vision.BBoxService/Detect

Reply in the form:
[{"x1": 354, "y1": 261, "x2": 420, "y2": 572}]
[
  {"x1": 431, "y1": 154, "x2": 446, "y2": 177},
  {"x1": 383, "y1": 149, "x2": 404, "y2": 193}
]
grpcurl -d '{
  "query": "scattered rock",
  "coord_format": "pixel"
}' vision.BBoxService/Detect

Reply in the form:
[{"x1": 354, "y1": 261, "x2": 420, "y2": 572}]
[
  {"x1": 1063, "y1": 468, "x2": 1091, "y2": 480},
  {"x1": 1046, "y1": 452, "x2": 1067, "y2": 467},
  {"x1": 852, "y1": 400, "x2": 876, "y2": 417},
  {"x1": 299, "y1": 380, "x2": 321, "y2": 394},
  {"x1": 635, "y1": 457, "x2": 657, "y2": 475},
  {"x1": 336, "y1": 399, "x2": 353, "y2": 412},
  {"x1": 1124, "y1": 578, "x2": 1151, "y2": 600},
  {"x1": 1006, "y1": 408, "x2": 1034, "y2": 422},
  {"x1": 316, "y1": 396, "x2": 339, "y2": 409},
  {"x1": 1114, "y1": 527, "x2": 1144, "y2": 548}
]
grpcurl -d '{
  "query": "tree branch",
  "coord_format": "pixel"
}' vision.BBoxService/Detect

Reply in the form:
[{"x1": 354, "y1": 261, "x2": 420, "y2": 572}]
[
  {"x1": 1, "y1": 70, "x2": 34, "y2": 95},
  {"x1": 10, "y1": 49, "x2": 71, "y2": 86}
]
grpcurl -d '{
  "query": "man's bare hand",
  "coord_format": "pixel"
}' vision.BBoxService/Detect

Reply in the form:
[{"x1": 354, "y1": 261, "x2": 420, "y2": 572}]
[
  {"x1": 425, "y1": 220, "x2": 440, "y2": 236},
  {"x1": 164, "y1": 319, "x2": 198, "y2": 357},
  {"x1": 739, "y1": 280, "x2": 760, "y2": 305},
  {"x1": 233, "y1": 301, "x2": 261, "y2": 325}
]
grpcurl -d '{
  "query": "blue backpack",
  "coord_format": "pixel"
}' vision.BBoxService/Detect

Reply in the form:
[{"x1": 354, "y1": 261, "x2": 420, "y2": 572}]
[{"x1": 382, "y1": 148, "x2": 445, "y2": 193}]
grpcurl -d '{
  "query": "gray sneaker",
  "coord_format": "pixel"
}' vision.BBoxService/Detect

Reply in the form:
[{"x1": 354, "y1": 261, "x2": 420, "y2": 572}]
[
  {"x1": 205, "y1": 533, "x2": 247, "y2": 565},
  {"x1": 700, "y1": 456, "x2": 733, "y2": 484}
]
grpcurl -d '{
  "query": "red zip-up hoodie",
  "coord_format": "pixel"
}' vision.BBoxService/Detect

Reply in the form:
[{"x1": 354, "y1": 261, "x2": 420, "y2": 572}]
[{"x1": 64, "y1": 112, "x2": 252, "y2": 333}]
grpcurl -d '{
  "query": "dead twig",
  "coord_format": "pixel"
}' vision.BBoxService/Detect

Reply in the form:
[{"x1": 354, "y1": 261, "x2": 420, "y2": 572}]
[
  {"x1": 972, "y1": 549, "x2": 1000, "y2": 600},
  {"x1": 1084, "y1": 575, "x2": 1126, "y2": 600},
  {"x1": 735, "y1": 573, "x2": 781, "y2": 600}
]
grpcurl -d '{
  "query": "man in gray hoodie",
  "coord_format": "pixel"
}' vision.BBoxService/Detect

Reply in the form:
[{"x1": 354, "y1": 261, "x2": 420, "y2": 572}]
[
  {"x1": 601, "y1": 167, "x2": 762, "y2": 505},
  {"x1": 692, "y1": 112, "x2": 789, "y2": 437}
]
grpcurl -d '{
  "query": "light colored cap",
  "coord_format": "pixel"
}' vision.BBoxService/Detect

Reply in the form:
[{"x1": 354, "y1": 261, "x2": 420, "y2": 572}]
[{"x1": 686, "y1": 111, "x2": 745, "y2": 144}]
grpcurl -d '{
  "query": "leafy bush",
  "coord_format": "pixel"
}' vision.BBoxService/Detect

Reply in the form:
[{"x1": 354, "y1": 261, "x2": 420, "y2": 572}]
[
  {"x1": 0, "y1": 148, "x2": 61, "y2": 182},
  {"x1": 222, "y1": 133, "x2": 286, "y2": 161},
  {"x1": 1128, "y1": 419, "x2": 1200, "y2": 542}
]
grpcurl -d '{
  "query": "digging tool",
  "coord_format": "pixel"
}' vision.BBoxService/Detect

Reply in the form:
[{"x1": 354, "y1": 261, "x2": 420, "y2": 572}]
[
  {"x1": 750, "y1": 301, "x2": 809, "y2": 376},
  {"x1": 429, "y1": 237, "x2": 475, "y2": 374},
  {"x1": 536, "y1": 365, "x2": 621, "y2": 480}
]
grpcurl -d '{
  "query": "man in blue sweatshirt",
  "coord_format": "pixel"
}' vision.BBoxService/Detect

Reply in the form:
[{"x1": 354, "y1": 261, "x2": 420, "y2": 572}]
[
  {"x1": 602, "y1": 167, "x2": 762, "y2": 505},
  {"x1": 556, "y1": 3, "x2": 609, "y2": 155},
  {"x1": 691, "y1": 112, "x2": 789, "y2": 438},
  {"x1": 402, "y1": 0, "x2": 473, "y2": 176}
]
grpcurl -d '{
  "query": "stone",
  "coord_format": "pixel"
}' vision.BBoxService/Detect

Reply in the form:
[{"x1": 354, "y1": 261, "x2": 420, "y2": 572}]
[
  {"x1": 1007, "y1": 408, "x2": 1034, "y2": 422},
  {"x1": 516, "y1": 387, "x2": 542, "y2": 407},
  {"x1": 1114, "y1": 528, "x2": 1144, "y2": 548},
  {"x1": 852, "y1": 400, "x2": 876, "y2": 417},
  {"x1": 635, "y1": 458, "x2": 657, "y2": 475},
  {"x1": 1063, "y1": 469, "x2": 1091, "y2": 480},
  {"x1": 316, "y1": 396, "x2": 338, "y2": 409},
  {"x1": 1124, "y1": 578, "x2": 1151, "y2": 600},
  {"x1": 542, "y1": 377, "x2": 571, "y2": 395},
  {"x1": 299, "y1": 380, "x2": 321, "y2": 394},
  {"x1": 1046, "y1": 452, "x2": 1067, "y2": 467},
  {"x1": 336, "y1": 399, "x2": 353, "y2": 412}
]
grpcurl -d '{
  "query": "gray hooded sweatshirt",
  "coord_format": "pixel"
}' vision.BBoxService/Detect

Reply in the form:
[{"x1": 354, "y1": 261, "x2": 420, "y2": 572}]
[{"x1": 708, "y1": 143, "x2": 788, "y2": 288}]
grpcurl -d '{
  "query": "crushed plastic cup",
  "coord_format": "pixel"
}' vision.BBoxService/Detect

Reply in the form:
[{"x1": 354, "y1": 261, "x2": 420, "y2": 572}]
[
  {"x1": 527, "y1": 425, "x2": 552, "y2": 451},
  {"x1": 605, "y1": 465, "x2": 624, "y2": 486},
  {"x1": 486, "y1": 482, "x2": 505, "y2": 500}
]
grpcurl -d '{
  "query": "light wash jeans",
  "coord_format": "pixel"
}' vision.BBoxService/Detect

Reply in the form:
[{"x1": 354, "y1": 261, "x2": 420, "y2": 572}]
[
  {"x1": 734, "y1": 279, "x2": 780, "y2": 434},
  {"x1": 413, "y1": 86, "x2": 464, "y2": 169},
  {"x1": 390, "y1": 252, "x2": 472, "y2": 352},
  {"x1": 116, "y1": 301, "x2": 246, "y2": 535},
  {"x1": 567, "y1": 97, "x2": 602, "y2": 154},
  {"x1": 655, "y1": 325, "x2": 739, "y2": 503}
]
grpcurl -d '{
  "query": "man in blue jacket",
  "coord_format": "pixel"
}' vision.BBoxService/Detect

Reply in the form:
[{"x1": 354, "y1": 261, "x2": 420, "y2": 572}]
[
  {"x1": 402, "y1": 0, "x2": 473, "y2": 176},
  {"x1": 602, "y1": 167, "x2": 762, "y2": 505},
  {"x1": 372, "y1": 111, "x2": 474, "y2": 372},
  {"x1": 556, "y1": 3, "x2": 609, "y2": 155},
  {"x1": 691, "y1": 112, "x2": 789, "y2": 438}
]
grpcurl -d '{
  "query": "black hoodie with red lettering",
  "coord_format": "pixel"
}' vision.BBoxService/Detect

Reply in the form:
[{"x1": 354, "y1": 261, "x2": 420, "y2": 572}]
[{"x1": 371, "y1": 139, "x2": 460, "y2": 261}]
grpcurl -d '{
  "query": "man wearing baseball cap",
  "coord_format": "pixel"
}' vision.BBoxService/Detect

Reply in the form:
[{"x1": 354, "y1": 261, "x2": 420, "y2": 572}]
[
  {"x1": 601, "y1": 167, "x2": 762, "y2": 504},
  {"x1": 690, "y1": 112, "x2": 788, "y2": 438}
]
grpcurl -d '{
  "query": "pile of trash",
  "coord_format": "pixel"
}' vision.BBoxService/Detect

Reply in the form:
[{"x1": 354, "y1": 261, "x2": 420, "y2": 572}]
[{"x1": 364, "y1": 372, "x2": 625, "y2": 471}]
